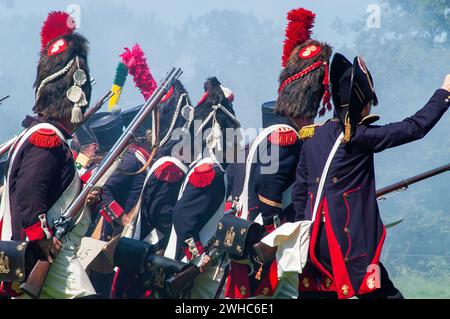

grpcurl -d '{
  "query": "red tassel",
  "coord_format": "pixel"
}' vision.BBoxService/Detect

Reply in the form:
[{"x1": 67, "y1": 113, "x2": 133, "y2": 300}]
[
  {"x1": 120, "y1": 44, "x2": 157, "y2": 101},
  {"x1": 40, "y1": 11, "x2": 76, "y2": 52},
  {"x1": 320, "y1": 62, "x2": 332, "y2": 117},
  {"x1": 154, "y1": 161, "x2": 184, "y2": 183},
  {"x1": 268, "y1": 128, "x2": 298, "y2": 147},
  {"x1": 319, "y1": 106, "x2": 326, "y2": 117},
  {"x1": 29, "y1": 129, "x2": 62, "y2": 149},
  {"x1": 188, "y1": 163, "x2": 216, "y2": 188}
]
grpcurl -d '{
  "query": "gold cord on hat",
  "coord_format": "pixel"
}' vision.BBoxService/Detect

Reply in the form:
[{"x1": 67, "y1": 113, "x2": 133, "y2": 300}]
[{"x1": 344, "y1": 113, "x2": 351, "y2": 143}]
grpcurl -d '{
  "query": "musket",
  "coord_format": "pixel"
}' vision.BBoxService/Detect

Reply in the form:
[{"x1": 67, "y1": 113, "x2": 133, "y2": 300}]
[
  {"x1": 0, "y1": 90, "x2": 113, "y2": 158},
  {"x1": 0, "y1": 95, "x2": 10, "y2": 105},
  {"x1": 20, "y1": 67, "x2": 182, "y2": 299},
  {"x1": 165, "y1": 208, "x2": 237, "y2": 298},
  {"x1": 376, "y1": 163, "x2": 450, "y2": 200},
  {"x1": 81, "y1": 90, "x2": 114, "y2": 123}
]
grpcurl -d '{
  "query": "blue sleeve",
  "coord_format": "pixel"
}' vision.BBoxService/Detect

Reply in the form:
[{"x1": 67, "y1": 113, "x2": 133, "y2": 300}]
[
  {"x1": 100, "y1": 150, "x2": 141, "y2": 210},
  {"x1": 292, "y1": 145, "x2": 309, "y2": 221},
  {"x1": 352, "y1": 89, "x2": 450, "y2": 153}
]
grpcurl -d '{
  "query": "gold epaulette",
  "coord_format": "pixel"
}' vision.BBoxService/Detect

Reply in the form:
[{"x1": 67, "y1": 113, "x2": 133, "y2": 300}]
[
  {"x1": 359, "y1": 114, "x2": 380, "y2": 126},
  {"x1": 299, "y1": 124, "x2": 321, "y2": 140}
]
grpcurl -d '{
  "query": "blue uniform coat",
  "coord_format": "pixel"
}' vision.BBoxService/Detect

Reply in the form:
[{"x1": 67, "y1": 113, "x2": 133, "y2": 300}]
[{"x1": 292, "y1": 89, "x2": 450, "y2": 298}]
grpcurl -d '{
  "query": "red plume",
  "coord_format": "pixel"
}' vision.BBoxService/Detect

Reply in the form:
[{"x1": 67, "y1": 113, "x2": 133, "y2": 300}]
[
  {"x1": 281, "y1": 8, "x2": 316, "y2": 68},
  {"x1": 40, "y1": 11, "x2": 76, "y2": 52},
  {"x1": 120, "y1": 44, "x2": 158, "y2": 101}
]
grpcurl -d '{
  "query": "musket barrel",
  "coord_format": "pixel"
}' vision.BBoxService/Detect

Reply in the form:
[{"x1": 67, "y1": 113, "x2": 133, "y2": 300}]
[
  {"x1": 0, "y1": 95, "x2": 10, "y2": 104},
  {"x1": 81, "y1": 90, "x2": 113, "y2": 123},
  {"x1": 0, "y1": 91, "x2": 113, "y2": 158},
  {"x1": 376, "y1": 163, "x2": 450, "y2": 198},
  {"x1": 59, "y1": 67, "x2": 181, "y2": 232}
]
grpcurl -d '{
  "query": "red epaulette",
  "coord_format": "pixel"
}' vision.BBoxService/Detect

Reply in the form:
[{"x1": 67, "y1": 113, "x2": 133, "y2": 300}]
[
  {"x1": 29, "y1": 129, "x2": 63, "y2": 149},
  {"x1": 267, "y1": 127, "x2": 298, "y2": 146},
  {"x1": 154, "y1": 161, "x2": 184, "y2": 183},
  {"x1": 188, "y1": 163, "x2": 216, "y2": 188}
]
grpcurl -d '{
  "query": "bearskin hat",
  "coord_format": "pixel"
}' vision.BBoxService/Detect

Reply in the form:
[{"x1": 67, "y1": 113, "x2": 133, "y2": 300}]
[
  {"x1": 194, "y1": 77, "x2": 240, "y2": 133},
  {"x1": 275, "y1": 8, "x2": 333, "y2": 119},
  {"x1": 33, "y1": 11, "x2": 91, "y2": 123},
  {"x1": 157, "y1": 80, "x2": 193, "y2": 148},
  {"x1": 194, "y1": 77, "x2": 240, "y2": 159}
]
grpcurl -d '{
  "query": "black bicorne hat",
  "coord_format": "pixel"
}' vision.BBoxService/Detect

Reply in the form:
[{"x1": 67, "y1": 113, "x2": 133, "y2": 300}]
[
  {"x1": 331, "y1": 53, "x2": 378, "y2": 142},
  {"x1": 75, "y1": 112, "x2": 110, "y2": 147},
  {"x1": 261, "y1": 101, "x2": 291, "y2": 128},
  {"x1": 121, "y1": 104, "x2": 153, "y2": 138},
  {"x1": 90, "y1": 112, "x2": 123, "y2": 154}
]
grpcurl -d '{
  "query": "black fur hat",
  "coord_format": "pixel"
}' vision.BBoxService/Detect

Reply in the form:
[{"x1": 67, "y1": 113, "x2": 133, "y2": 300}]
[
  {"x1": 275, "y1": 8, "x2": 333, "y2": 120},
  {"x1": 194, "y1": 77, "x2": 239, "y2": 132},
  {"x1": 193, "y1": 77, "x2": 240, "y2": 161},
  {"x1": 33, "y1": 11, "x2": 91, "y2": 123}
]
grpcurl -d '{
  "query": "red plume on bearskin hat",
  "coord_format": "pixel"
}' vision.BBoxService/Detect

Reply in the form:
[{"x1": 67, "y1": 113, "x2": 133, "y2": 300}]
[
  {"x1": 281, "y1": 8, "x2": 315, "y2": 68},
  {"x1": 275, "y1": 8, "x2": 333, "y2": 119},
  {"x1": 40, "y1": 11, "x2": 76, "y2": 53},
  {"x1": 33, "y1": 11, "x2": 91, "y2": 124}
]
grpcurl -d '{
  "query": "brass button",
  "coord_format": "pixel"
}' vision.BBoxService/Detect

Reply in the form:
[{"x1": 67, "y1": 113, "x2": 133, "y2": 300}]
[
  {"x1": 344, "y1": 257, "x2": 350, "y2": 263},
  {"x1": 344, "y1": 227, "x2": 349, "y2": 233},
  {"x1": 315, "y1": 177, "x2": 320, "y2": 183},
  {"x1": 341, "y1": 284, "x2": 350, "y2": 296},
  {"x1": 332, "y1": 177, "x2": 338, "y2": 183},
  {"x1": 302, "y1": 277, "x2": 310, "y2": 288},
  {"x1": 324, "y1": 278, "x2": 332, "y2": 289}
]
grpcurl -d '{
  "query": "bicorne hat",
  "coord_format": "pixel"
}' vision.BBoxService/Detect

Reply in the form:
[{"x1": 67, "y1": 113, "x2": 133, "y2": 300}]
[
  {"x1": 330, "y1": 53, "x2": 378, "y2": 142},
  {"x1": 90, "y1": 113, "x2": 124, "y2": 154}
]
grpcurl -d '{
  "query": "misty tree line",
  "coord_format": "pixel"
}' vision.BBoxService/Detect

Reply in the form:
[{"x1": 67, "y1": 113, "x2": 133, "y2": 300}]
[{"x1": 0, "y1": 0, "x2": 449, "y2": 297}]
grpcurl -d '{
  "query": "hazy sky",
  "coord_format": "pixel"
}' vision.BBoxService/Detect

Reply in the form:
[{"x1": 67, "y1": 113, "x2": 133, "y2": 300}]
[{"x1": 0, "y1": 0, "x2": 379, "y2": 46}]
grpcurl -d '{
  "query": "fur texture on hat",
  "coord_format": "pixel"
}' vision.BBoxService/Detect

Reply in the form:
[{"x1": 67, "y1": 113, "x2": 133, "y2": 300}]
[
  {"x1": 275, "y1": 8, "x2": 333, "y2": 119},
  {"x1": 33, "y1": 11, "x2": 91, "y2": 122}
]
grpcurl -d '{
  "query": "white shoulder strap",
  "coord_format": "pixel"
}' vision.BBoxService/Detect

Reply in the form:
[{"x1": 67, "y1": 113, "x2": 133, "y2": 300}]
[
  {"x1": 164, "y1": 157, "x2": 226, "y2": 260},
  {"x1": 123, "y1": 156, "x2": 188, "y2": 240},
  {"x1": 239, "y1": 124, "x2": 297, "y2": 220},
  {"x1": 1, "y1": 123, "x2": 68, "y2": 240},
  {"x1": 311, "y1": 133, "x2": 343, "y2": 222}
]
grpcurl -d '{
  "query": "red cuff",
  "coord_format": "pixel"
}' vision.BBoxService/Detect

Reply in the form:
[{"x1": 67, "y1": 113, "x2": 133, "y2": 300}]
[
  {"x1": 264, "y1": 224, "x2": 276, "y2": 234},
  {"x1": 24, "y1": 219, "x2": 53, "y2": 241},
  {"x1": 80, "y1": 170, "x2": 93, "y2": 184},
  {"x1": 224, "y1": 201, "x2": 233, "y2": 212},
  {"x1": 100, "y1": 200, "x2": 124, "y2": 223},
  {"x1": 183, "y1": 241, "x2": 205, "y2": 261}
]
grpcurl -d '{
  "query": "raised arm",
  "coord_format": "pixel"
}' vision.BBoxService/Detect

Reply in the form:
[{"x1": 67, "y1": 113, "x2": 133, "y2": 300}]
[{"x1": 353, "y1": 78, "x2": 450, "y2": 153}]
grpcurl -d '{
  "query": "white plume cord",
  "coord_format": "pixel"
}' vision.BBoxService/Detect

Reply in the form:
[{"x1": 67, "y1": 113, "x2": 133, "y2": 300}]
[
  {"x1": 194, "y1": 103, "x2": 241, "y2": 137},
  {"x1": 35, "y1": 57, "x2": 75, "y2": 101},
  {"x1": 159, "y1": 93, "x2": 189, "y2": 147}
]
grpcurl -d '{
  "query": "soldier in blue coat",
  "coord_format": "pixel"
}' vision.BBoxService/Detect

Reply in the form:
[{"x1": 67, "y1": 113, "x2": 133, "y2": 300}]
[
  {"x1": 225, "y1": 7, "x2": 333, "y2": 299},
  {"x1": 292, "y1": 52, "x2": 450, "y2": 299},
  {"x1": 88, "y1": 109, "x2": 151, "y2": 298}
]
